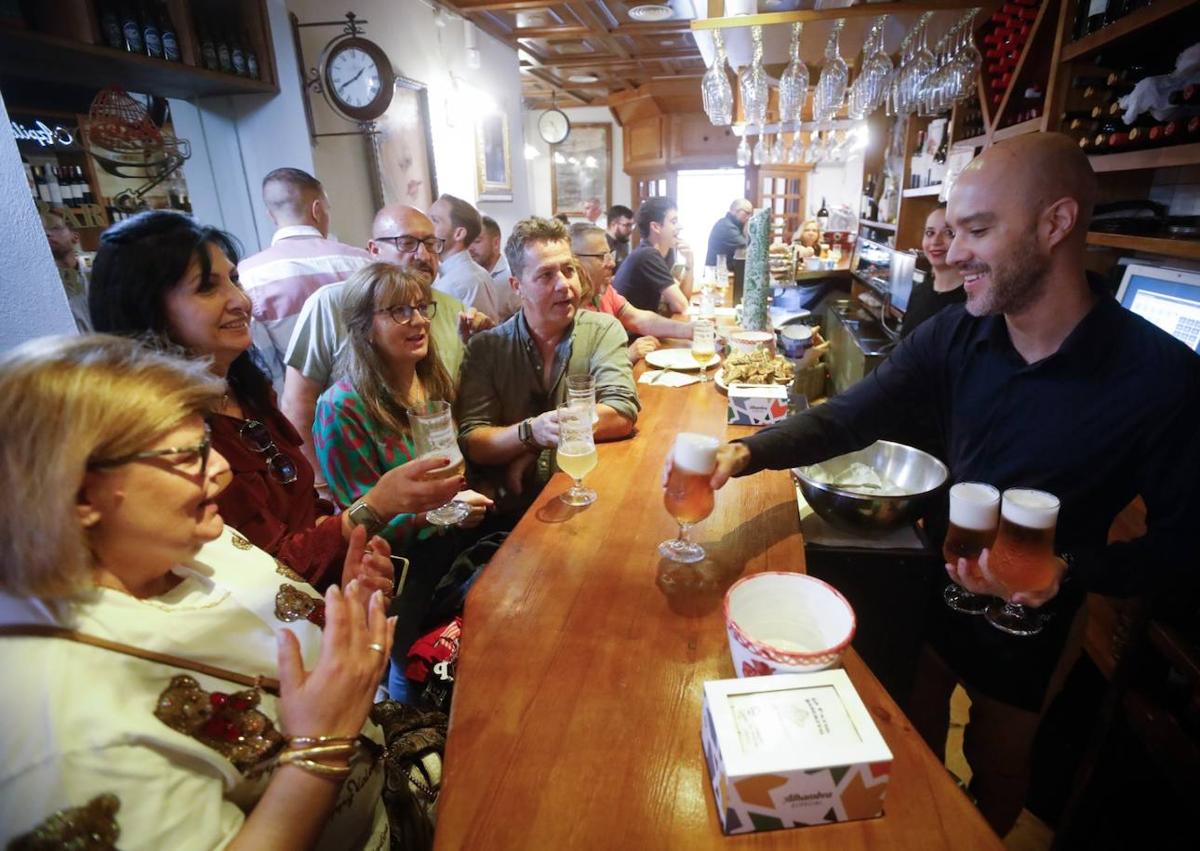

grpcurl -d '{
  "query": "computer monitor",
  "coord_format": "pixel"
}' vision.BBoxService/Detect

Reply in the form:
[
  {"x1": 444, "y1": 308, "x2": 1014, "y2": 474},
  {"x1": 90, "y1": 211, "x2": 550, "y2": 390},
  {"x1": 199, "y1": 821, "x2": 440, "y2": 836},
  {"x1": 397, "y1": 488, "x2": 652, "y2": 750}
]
[
  {"x1": 889, "y1": 252, "x2": 917, "y2": 314},
  {"x1": 1115, "y1": 263, "x2": 1200, "y2": 352},
  {"x1": 850, "y1": 237, "x2": 892, "y2": 296}
]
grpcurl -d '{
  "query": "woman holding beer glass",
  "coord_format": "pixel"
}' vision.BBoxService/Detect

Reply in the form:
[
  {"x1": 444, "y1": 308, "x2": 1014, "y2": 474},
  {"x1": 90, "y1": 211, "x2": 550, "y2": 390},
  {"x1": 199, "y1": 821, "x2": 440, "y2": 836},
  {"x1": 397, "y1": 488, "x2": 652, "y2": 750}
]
[
  {"x1": 313, "y1": 263, "x2": 493, "y2": 700},
  {"x1": 88, "y1": 212, "x2": 458, "y2": 592}
]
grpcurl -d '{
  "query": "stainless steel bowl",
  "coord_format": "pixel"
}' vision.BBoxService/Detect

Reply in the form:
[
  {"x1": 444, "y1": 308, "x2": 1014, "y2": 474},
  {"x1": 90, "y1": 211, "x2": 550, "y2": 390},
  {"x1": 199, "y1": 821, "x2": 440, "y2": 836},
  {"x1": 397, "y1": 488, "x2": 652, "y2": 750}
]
[{"x1": 792, "y1": 441, "x2": 948, "y2": 535}]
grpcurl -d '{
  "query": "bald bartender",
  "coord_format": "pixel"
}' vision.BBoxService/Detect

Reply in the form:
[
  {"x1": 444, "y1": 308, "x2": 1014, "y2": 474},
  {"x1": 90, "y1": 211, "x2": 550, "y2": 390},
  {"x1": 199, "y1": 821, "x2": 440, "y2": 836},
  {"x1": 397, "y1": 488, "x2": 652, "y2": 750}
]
[{"x1": 706, "y1": 133, "x2": 1200, "y2": 836}]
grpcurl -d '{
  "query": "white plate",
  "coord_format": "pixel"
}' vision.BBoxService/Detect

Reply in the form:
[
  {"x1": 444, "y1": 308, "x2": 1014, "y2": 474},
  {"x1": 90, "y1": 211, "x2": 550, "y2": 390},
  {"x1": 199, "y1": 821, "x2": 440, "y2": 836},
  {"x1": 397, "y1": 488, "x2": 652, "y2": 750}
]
[{"x1": 644, "y1": 348, "x2": 720, "y2": 371}]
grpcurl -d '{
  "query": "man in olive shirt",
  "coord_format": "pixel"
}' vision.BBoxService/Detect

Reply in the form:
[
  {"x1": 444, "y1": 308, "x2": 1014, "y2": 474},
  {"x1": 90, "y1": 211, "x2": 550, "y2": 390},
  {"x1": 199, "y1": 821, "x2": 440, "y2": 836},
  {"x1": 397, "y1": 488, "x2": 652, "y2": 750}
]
[{"x1": 458, "y1": 216, "x2": 639, "y2": 512}]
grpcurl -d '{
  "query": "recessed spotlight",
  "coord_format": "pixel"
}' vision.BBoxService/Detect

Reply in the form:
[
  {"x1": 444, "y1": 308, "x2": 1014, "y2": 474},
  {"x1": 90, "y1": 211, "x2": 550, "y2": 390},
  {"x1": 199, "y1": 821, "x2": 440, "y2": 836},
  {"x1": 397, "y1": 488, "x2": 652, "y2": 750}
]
[
  {"x1": 568, "y1": 73, "x2": 600, "y2": 83},
  {"x1": 659, "y1": 39, "x2": 675, "y2": 46},
  {"x1": 629, "y1": 4, "x2": 673, "y2": 22}
]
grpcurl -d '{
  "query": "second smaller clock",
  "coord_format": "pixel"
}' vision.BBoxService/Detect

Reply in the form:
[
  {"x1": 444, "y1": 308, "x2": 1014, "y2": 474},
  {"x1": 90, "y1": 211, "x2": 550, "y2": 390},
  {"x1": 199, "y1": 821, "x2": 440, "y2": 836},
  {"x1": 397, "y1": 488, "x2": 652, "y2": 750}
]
[{"x1": 538, "y1": 108, "x2": 571, "y2": 145}]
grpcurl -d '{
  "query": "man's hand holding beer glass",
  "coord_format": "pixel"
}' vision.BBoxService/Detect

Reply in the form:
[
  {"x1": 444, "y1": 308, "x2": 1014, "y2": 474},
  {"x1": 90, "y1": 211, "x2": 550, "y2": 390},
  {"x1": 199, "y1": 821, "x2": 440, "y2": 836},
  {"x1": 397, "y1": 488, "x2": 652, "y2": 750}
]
[{"x1": 945, "y1": 546, "x2": 1065, "y2": 609}]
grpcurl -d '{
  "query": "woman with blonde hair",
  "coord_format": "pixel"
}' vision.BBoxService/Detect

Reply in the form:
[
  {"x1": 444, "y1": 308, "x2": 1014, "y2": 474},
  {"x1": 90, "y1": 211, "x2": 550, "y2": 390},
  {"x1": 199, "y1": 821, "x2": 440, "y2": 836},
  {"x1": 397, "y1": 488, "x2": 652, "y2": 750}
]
[
  {"x1": 791, "y1": 218, "x2": 823, "y2": 259},
  {"x1": 314, "y1": 263, "x2": 492, "y2": 701},
  {"x1": 0, "y1": 334, "x2": 393, "y2": 849}
]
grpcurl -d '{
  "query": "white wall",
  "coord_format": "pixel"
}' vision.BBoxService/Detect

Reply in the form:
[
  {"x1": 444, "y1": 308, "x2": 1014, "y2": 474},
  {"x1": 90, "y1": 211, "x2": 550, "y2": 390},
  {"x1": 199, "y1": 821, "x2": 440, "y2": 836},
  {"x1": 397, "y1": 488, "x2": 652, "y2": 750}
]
[
  {"x1": 806, "y1": 155, "x2": 865, "y2": 227},
  {"x1": 171, "y1": 0, "x2": 317, "y2": 254},
  {"x1": 289, "y1": 0, "x2": 531, "y2": 247},
  {"x1": 524, "y1": 105, "x2": 630, "y2": 219},
  {"x1": 0, "y1": 88, "x2": 77, "y2": 351}
]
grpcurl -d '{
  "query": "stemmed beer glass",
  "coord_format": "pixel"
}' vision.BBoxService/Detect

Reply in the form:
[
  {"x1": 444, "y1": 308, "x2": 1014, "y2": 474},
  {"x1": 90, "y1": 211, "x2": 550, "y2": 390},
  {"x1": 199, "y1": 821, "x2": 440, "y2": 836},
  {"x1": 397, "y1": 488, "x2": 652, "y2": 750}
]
[
  {"x1": 660, "y1": 433, "x2": 719, "y2": 563},
  {"x1": 692, "y1": 318, "x2": 716, "y2": 383},
  {"x1": 942, "y1": 482, "x2": 1000, "y2": 614},
  {"x1": 557, "y1": 402, "x2": 598, "y2": 507},
  {"x1": 408, "y1": 400, "x2": 470, "y2": 526},
  {"x1": 985, "y1": 488, "x2": 1061, "y2": 636}
]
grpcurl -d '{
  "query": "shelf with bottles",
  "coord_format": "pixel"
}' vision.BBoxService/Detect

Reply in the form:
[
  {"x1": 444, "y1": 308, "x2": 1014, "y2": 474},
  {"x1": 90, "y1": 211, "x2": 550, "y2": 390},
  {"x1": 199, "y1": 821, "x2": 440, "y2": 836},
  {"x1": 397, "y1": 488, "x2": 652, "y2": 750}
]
[
  {"x1": 0, "y1": 0, "x2": 277, "y2": 98},
  {"x1": 1053, "y1": 23, "x2": 1200, "y2": 167},
  {"x1": 1062, "y1": 0, "x2": 1198, "y2": 63},
  {"x1": 976, "y1": 0, "x2": 1059, "y2": 133}
]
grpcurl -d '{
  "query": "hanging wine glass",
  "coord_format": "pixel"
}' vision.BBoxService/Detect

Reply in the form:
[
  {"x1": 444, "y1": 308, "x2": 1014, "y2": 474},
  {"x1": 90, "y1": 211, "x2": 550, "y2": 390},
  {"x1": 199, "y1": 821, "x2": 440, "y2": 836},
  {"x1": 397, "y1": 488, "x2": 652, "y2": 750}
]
[
  {"x1": 752, "y1": 131, "x2": 766, "y2": 165},
  {"x1": 904, "y1": 14, "x2": 936, "y2": 116},
  {"x1": 868, "y1": 16, "x2": 893, "y2": 111},
  {"x1": 814, "y1": 20, "x2": 848, "y2": 124},
  {"x1": 778, "y1": 22, "x2": 809, "y2": 126},
  {"x1": 771, "y1": 131, "x2": 787, "y2": 163},
  {"x1": 741, "y1": 26, "x2": 769, "y2": 129},
  {"x1": 736, "y1": 132, "x2": 750, "y2": 167},
  {"x1": 701, "y1": 28, "x2": 734, "y2": 126},
  {"x1": 787, "y1": 128, "x2": 803, "y2": 164},
  {"x1": 954, "y1": 11, "x2": 982, "y2": 103}
]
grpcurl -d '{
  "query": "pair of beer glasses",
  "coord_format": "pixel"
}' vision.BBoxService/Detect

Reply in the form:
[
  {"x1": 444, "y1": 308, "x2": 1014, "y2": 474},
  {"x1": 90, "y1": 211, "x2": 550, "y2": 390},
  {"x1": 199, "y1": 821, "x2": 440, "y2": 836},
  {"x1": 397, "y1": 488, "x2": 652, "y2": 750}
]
[{"x1": 943, "y1": 482, "x2": 1061, "y2": 636}]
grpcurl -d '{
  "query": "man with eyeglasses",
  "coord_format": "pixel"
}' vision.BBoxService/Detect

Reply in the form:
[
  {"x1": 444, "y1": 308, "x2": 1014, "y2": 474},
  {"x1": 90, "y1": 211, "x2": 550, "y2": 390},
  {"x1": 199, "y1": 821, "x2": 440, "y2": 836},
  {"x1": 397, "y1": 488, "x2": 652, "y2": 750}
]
[
  {"x1": 458, "y1": 216, "x2": 639, "y2": 513},
  {"x1": 281, "y1": 204, "x2": 493, "y2": 492},
  {"x1": 41, "y1": 208, "x2": 91, "y2": 332},
  {"x1": 571, "y1": 224, "x2": 693, "y2": 364},
  {"x1": 430, "y1": 194, "x2": 505, "y2": 322},
  {"x1": 605, "y1": 204, "x2": 634, "y2": 271},
  {"x1": 237, "y1": 168, "x2": 372, "y2": 392}
]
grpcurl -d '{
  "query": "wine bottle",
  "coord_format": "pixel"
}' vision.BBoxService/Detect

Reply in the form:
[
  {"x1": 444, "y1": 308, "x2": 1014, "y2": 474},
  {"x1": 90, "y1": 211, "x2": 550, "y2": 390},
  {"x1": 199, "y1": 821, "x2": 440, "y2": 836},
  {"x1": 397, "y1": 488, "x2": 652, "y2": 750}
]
[
  {"x1": 933, "y1": 132, "x2": 948, "y2": 165},
  {"x1": 33, "y1": 166, "x2": 50, "y2": 203},
  {"x1": 198, "y1": 25, "x2": 218, "y2": 71},
  {"x1": 98, "y1": 2, "x2": 123, "y2": 50},
  {"x1": 120, "y1": 2, "x2": 143, "y2": 53},
  {"x1": 216, "y1": 31, "x2": 232, "y2": 73},
  {"x1": 247, "y1": 46, "x2": 260, "y2": 80},
  {"x1": 231, "y1": 32, "x2": 247, "y2": 76},
  {"x1": 46, "y1": 165, "x2": 63, "y2": 206},
  {"x1": 159, "y1": 2, "x2": 179, "y2": 62},
  {"x1": 140, "y1": 0, "x2": 162, "y2": 59}
]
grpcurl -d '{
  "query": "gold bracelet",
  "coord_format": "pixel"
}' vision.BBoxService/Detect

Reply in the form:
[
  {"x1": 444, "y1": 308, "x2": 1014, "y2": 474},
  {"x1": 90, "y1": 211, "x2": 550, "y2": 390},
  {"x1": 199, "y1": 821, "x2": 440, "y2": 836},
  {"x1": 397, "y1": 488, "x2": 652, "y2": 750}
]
[
  {"x1": 280, "y1": 757, "x2": 353, "y2": 779},
  {"x1": 287, "y1": 735, "x2": 359, "y2": 747},
  {"x1": 278, "y1": 744, "x2": 358, "y2": 763}
]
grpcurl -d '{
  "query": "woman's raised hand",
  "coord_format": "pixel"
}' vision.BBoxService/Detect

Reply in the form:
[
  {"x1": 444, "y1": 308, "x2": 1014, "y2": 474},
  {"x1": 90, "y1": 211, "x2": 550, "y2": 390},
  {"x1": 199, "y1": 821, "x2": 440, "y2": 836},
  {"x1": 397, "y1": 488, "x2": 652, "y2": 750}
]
[
  {"x1": 369, "y1": 455, "x2": 464, "y2": 518},
  {"x1": 340, "y1": 524, "x2": 394, "y2": 599},
  {"x1": 277, "y1": 578, "x2": 395, "y2": 740}
]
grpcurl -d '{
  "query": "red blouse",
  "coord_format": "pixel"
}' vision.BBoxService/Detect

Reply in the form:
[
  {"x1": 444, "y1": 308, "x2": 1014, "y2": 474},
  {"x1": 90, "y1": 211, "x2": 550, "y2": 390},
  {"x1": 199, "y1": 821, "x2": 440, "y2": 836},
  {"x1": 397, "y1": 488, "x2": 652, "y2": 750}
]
[{"x1": 211, "y1": 401, "x2": 345, "y2": 588}]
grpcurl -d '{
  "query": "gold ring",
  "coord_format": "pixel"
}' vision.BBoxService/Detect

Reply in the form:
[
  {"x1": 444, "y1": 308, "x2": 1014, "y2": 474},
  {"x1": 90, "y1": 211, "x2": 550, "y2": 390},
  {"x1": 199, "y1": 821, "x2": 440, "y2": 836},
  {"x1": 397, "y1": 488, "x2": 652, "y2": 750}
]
[{"x1": 367, "y1": 642, "x2": 385, "y2": 654}]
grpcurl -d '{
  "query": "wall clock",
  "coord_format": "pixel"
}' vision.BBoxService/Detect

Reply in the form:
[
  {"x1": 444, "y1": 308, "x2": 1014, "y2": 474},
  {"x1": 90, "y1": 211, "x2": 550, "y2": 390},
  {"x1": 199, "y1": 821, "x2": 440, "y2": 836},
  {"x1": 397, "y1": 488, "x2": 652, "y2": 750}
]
[
  {"x1": 538, "y1": 108, "x2": 571, "y2": 145},
  {"x1": 319, "y1": 30, "x2": 394, "y2": 122}
]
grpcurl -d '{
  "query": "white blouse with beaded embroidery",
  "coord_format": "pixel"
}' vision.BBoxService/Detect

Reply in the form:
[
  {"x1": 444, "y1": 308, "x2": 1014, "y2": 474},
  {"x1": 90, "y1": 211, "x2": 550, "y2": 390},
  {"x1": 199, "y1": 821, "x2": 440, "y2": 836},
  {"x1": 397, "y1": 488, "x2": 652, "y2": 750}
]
[{"x1": 0, "y1": 525, "x2": 388, "y2": 851}]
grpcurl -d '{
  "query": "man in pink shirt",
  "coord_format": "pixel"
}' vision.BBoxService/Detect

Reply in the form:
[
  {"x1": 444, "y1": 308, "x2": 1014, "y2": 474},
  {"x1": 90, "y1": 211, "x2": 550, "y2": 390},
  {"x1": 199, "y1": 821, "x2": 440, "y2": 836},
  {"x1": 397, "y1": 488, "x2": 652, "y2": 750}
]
[
  {"x1": 570, "y1": 224, "x2": 693, "y2": 363},
  {"x1": 238, "y1": 168, "x2": 371, "y2": 390}
]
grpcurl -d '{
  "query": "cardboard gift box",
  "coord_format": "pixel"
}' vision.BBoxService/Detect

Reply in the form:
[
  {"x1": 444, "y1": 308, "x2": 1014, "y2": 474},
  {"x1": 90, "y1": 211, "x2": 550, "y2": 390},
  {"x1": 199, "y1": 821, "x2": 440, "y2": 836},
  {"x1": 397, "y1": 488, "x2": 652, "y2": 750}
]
[
  {"x1": 701, "y1": 671, "x2": 893, "y2": 835},
  {"x1": 726, "y1": 384, "x2": 789, "y2": 426}
]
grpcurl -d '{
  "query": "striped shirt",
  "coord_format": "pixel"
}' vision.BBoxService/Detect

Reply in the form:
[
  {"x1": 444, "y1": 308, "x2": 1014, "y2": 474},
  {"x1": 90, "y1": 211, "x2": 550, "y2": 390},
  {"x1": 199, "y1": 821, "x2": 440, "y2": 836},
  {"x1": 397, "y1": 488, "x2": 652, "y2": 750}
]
[{"x1": 238, "y1": 225, "x2": 371, "y2": 391}]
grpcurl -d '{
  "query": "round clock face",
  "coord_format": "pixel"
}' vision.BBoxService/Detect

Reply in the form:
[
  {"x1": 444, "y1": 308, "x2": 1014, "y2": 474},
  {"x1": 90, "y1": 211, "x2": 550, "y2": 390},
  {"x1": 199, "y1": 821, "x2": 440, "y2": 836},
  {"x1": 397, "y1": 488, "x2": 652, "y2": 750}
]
[
  {"x1": 539, "y1": 109, "x2": 570, "y2": 144},
  {"x1": 321, "y1": 37, "x2": 394, "y2": 121},
  {"x1": 329, "y1": 47, "x2": 381, "y2": 109}
]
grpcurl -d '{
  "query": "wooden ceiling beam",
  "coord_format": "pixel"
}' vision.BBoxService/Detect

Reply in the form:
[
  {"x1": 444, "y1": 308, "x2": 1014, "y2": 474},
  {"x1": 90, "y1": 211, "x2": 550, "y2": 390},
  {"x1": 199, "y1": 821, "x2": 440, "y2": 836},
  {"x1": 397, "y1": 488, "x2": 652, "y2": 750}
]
[
  {"x1": 692, "y1": 0, "x2": 982, "y2": 29},
  {"x1": 444, "y1": 1, "x2": 561, "y2": 12},
  {"x1": 512, "y1": 25, "x2": 591, "y2": 40},
  {"x1": 532, "y1": 50, "x2": 696, "y2": 68}
]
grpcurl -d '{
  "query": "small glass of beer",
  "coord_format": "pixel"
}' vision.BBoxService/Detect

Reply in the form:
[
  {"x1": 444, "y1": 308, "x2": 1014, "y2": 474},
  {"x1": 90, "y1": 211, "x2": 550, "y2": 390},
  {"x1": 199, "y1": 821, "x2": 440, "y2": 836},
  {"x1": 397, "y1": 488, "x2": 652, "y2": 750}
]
[
  {"x1": 409, "y1": 400, "x2": 470, "y2": 526},
  {"x1": 659, "y1": 433, "x2": 720, "y2": 563},
  {"x1": 692, "y1": 319, "x2": 716, "y2": 383},
  {"x1": 942, "y1": 482, "x2": 1000, "y2": 614},
  {"x1": 985, "y1": 488, "x2": 1061, "y2": 636},
  {"x1": 557, "y1": 402, "x2": 598, "y2": 506}
]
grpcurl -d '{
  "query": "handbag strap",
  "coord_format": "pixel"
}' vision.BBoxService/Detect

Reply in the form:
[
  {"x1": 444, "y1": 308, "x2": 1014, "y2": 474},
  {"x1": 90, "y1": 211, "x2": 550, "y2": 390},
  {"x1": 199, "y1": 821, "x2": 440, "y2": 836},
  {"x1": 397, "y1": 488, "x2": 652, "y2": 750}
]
[{"x1": 0, "y1": 624, "x2": 281, "y2": 695}]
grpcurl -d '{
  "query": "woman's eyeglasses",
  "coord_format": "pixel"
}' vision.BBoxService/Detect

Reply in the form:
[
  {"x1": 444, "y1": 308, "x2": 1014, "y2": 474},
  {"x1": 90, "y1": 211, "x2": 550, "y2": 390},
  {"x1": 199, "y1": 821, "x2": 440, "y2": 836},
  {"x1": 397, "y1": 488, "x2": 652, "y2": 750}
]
[
  {"x1": 90, "y1": 423, "x2": 212, "y2": 479},
  {"x1": 238, "y1": 420, "x2": 299, "y2": 484},
  {"x1": 375, "y1": 235, "x2": 445, "y2": 255},
  {"x1": 376, "y1": 302, "x2": 438, "y2": 325}
]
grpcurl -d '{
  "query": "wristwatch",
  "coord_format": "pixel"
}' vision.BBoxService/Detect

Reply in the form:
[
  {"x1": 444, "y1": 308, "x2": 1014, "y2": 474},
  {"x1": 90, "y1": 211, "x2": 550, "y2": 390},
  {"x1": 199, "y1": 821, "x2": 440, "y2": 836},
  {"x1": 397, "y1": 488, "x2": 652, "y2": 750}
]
[
  {"x1": 518, "y1": 417, "x2": 538, "y2": 449},
  {"x1": 347, "y1": 499, "x2": 385, "y2": 538}
]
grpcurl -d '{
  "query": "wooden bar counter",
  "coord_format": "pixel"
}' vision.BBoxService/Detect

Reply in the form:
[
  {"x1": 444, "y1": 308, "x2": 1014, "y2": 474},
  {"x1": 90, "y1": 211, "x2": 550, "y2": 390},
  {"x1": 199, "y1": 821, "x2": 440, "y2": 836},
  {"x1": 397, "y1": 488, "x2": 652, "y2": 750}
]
[{"x1": 435, "y1": 368, "x2": 1000, "y2": 849}]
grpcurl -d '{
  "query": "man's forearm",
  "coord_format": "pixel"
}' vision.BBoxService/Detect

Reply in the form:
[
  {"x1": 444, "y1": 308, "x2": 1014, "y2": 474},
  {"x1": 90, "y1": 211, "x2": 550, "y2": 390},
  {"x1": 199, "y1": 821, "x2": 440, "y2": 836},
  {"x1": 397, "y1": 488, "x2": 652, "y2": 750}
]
[
  {"x1": 594, "y1": 404, "x2": 635, "y2": 441},
  {"x1": 462, "y1": 424, "x2": 530, "y2": 466},
  {"x1": 662, "y1": 284, "x2": 689, "y2": 316},
  {"x1": 281, "y1": 366, "x2": 322, "y2": 474},
  {"x1": 626, "y1": 308, "x2": 692, "y2": 340}
]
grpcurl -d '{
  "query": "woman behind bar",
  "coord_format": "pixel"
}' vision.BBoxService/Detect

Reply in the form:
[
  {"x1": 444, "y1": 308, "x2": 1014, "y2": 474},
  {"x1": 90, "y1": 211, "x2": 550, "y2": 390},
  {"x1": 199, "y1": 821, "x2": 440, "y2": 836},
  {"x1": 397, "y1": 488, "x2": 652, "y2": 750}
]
[
  {"x1": 791, "y1": 217, "x2": 822, "y2": 259},
  {"x1": 0, "y1": 335, "x2": 392, "y2": 849},
  {"x1": 313, "y1": 263, "x2": 492, "y2": 700},
  {"x1": 900, "y1": 204, "x2": 966, "y2": 338},
  {"x1": 89, "y1": 211, "x2": 462, "y2": 591}
]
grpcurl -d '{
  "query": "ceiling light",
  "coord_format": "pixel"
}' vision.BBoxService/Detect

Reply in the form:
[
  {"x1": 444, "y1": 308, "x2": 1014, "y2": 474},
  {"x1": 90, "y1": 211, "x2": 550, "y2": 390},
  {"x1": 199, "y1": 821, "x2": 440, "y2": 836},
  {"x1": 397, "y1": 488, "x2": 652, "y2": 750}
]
[
  {"x1": 568, "y1": 73, "x2": 600, "y2": 83},
  {"x1": 629, "y1": 5, "x2": 673, "y2": 22},
  {"x1": 659, "y1": 39, "x2": 676, "y2": 46}
]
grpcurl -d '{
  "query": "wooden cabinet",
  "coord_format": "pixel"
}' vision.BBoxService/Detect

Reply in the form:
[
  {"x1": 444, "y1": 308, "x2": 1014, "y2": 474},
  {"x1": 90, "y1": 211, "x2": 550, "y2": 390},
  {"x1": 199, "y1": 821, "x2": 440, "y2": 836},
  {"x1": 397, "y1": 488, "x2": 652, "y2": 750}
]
[
  {"x1": 666, "y1": 113, "x2": 738, "y2": 168},
  {"x1": 0, "y1": 0, "x2": 279, "y2": 99},
  {"x1": 624, "y1": 115, "x2": 667, "y2": 171}
]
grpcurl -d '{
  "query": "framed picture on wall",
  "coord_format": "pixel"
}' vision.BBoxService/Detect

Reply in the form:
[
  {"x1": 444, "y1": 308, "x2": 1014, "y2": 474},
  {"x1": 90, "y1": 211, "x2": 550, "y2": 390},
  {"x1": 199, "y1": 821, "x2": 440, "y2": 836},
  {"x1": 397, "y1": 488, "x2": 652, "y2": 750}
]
[
  {"x1": 551, "y1": 123, "x2": 611, "y2": 216},
  {"x1": 376, "y1": 75, "x2": 439, "y2": 212},
  {"x1": 476, "y1": 112, "x2": 512, "y2": 201}
]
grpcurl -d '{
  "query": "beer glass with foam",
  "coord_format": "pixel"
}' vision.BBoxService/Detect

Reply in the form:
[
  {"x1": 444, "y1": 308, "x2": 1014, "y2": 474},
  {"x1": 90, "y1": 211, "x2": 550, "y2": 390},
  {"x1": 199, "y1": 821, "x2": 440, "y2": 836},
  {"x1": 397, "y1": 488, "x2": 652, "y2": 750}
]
[
  {"x1": 409, "y1": 400, "x2": 470, "y2": 526},
  {"x1": 985, "y1": 488, "x2": 1061, "y2": 636},
  {"x1": 659, "y1": 433, "x2": 719, "y2": 563},
  {"x1": 557, "y1": 402, "x2": 598, "y2": 506},
  {"x1": 942, "y1": 482, "x2": 1000, "y2": 614}
]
